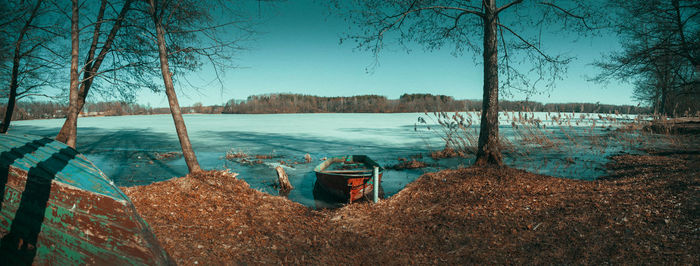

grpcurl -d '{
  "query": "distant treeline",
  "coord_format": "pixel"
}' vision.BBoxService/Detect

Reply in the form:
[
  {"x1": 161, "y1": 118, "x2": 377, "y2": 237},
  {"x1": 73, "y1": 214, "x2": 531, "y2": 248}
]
[
  {"x1": 0, "y1": 101, "x2": 224, "y2": 121},
  {"x1": 0, "y1": 101, "x2": 68, "y2": 120},
  {"x1": 222, "y1": 93, "x2": 651, "y2": 114},
  {"x1": 0, "y1": 93, "x2": 650, "y2": 121}
]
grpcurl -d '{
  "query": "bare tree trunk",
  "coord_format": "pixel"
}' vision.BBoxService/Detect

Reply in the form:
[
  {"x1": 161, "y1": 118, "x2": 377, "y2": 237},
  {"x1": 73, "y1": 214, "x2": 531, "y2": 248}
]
[
  {"x1": 0, "y1": 0, "x2": 43, "y2": 134},
  {"x1": 661, "y1": 83, "x2": 668, "y2": 116},
  {"x1": 657, "y1": 55, "x2": 672, "y2": 117},
  {"x1": 63, "y1": 0, "x2": 80, "y2": 148},
  {"x1": 0, "y1": 80, "x2": 17, "y2": 133},
  {"x1": 474, "y1": 0, "x2": 503, "y2": 166},
  {"x1": 148, "y1": 0, "x2": 201, "y2": 173},
  {"x1": 56, "y1": 0, "x2": 133, "y2": 143},
  {"x1": 653, "y1": 90, "x2": 660, "y2": 115}
]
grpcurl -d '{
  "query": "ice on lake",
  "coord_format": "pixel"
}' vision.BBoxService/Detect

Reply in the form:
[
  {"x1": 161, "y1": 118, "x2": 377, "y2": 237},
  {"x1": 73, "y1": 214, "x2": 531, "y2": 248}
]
[{"x1": 9, "y1": 112, "x2": 642, "y2": 208}]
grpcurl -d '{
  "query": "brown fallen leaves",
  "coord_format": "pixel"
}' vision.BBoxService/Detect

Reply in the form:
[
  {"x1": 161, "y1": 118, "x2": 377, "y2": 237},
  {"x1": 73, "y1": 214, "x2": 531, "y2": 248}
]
[{"x1": 123, "y1": 146, "x2": 699, "y2": 264}]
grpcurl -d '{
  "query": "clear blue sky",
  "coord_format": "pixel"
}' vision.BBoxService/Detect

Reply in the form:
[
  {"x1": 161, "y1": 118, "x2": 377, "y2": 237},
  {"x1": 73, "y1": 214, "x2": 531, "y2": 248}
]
[{"x1": 139, "y1": 0, "x2": 635, "y2": 108}]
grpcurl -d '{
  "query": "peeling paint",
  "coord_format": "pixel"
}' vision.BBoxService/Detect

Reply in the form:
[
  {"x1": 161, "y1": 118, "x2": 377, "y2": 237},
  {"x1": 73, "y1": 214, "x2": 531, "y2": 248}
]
[{"x1": 1, "y1": 134, "x2": 173, "y2": 265}]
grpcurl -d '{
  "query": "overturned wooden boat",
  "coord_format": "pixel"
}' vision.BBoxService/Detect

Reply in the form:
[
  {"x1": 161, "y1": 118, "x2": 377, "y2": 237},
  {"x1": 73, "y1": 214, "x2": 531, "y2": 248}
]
[
  {"x1": 0, "y1": 134, "x2": 172, "y2": 265},
  {"x1": 314, "y1": 155, "x2": 383, "y2": 203}
]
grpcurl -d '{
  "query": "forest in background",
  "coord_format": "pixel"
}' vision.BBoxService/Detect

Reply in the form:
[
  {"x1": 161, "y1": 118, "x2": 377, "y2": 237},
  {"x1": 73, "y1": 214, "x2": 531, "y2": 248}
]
[
  {"x1": 0, "y1": 93, "x2": 652, "y2": 121},
  {"x1": 0, "y1": 101, "x2": 224, "y2": 120},
  {"x1": 221, "y1": 93, "x2": 651, "y2": 114}
]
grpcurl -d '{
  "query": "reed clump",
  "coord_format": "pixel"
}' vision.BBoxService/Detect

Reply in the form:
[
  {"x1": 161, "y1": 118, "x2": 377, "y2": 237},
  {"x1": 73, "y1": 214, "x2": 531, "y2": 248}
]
[
  {"x1": 225, "y1": 149, "x2": 248, "y2": 160},
  {"x1": 388, "y1": 159, "x2": 431, "y2": 170},
  {"x1": 417, "y1": 110, "x2": 688, "y2": 178}
]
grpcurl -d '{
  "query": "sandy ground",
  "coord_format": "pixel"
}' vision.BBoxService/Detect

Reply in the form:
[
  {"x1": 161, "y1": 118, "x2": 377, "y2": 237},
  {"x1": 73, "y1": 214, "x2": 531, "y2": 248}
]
[{"x1": 122, "y1": 139, "x2": 699, "y2": 264}]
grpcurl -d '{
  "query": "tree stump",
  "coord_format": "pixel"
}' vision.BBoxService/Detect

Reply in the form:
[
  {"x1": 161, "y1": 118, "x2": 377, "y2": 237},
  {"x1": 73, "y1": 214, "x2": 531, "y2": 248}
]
[{"x1": 275, "y1": 166, "x2": 293, "y2": 195}]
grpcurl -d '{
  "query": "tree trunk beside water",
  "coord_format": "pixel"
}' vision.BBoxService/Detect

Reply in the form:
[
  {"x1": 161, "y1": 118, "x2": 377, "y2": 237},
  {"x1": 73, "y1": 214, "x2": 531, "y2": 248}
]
[
  {"x1": 64, "y1": 0, "x2": 80, "y2": 148},
  {"x1": 56, "y1": 0, "x2": 133, "y2": 144},
  {"x1": 474, "y1": 0, "x2": 503, "y2": 166},
  {"x1": 148, "y1": 0, "x2": 201, "y2": 173}
]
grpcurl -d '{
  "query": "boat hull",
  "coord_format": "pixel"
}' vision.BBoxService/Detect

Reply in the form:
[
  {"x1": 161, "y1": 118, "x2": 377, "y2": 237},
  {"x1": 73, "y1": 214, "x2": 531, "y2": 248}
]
[
  {"x1": 315, "y1": 172, "x2": 383, "y2": 203},
  {"x1": 313, "y1": 155, "x2": 383, "y2": 203},
  {"x1": 0, "y1": 134, "x2": 172, "y2": 265}
]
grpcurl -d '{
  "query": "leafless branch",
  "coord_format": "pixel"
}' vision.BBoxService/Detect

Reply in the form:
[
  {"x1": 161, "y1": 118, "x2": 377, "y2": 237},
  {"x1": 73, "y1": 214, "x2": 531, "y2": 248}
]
[
  {"x1": 496, "y1": 0, "x2": 523, "y2": 14},
  {"x1": 379, "y1": 5, "x2": 484, "y2": 40},
  {"x1": 497, "y1": 22, "x2": 561, "y2": 63},
  {"x1": 17, "y1": 93, "x2": 55, "y2": 100},
  {"x1": 538, "y1": 1, "x2": 595, "y2": 30}
]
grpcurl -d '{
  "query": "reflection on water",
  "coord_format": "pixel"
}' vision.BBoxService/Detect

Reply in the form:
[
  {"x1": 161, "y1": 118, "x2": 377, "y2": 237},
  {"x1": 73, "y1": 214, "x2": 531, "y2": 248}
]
[{"x1": 312, "y1": 181, "x2": 344, "y2": 209}]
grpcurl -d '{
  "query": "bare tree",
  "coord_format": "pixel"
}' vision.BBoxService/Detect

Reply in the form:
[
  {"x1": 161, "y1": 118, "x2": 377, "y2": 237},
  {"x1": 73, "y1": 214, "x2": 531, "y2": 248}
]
[
  {"x1": 56, "y1": 0, "x2": 136, "y2": 145},
  {"x1": 55, "y1": 0, "x2": 252, "y2": 156},
  {"x1": 1, "y1": 0, "x2": 64, "y2": 133},
  {"x1": 144, "y1": 0, "x2": 200, "y2": 172},
  {"x1": 594, "y1": 0, "x2": 699, "y2": 116},
  {"x1": 140, "y1": 0, "x2": 254, "y2": 173},
  {"x1": 336, "y1": 0, "x2": 601, "y2": 166}
]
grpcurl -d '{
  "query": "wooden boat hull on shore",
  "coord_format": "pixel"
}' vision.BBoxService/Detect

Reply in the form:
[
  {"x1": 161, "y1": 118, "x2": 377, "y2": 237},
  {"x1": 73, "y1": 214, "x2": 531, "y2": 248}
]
[
  {"x1": 314, "y1": 155, "x2": 383, "y2": 203},
  {"x1": 0, "y1": 134, "x2": 172, "y2": 265}
]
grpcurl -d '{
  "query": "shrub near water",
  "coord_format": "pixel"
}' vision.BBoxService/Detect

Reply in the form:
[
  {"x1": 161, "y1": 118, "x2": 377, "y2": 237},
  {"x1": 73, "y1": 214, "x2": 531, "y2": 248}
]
[
  {"x1": 417, "y1": 112, "x2": 478, "y2": 158},
  {"x1": 417, "y1": 111, "x2": 680, "y2": 179}
]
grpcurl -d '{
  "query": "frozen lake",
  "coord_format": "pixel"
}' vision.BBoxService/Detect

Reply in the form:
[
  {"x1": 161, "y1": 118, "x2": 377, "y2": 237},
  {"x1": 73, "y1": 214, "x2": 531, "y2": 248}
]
[{"x1": 8, "y1": 112, "x2": 640, "y2": 208}]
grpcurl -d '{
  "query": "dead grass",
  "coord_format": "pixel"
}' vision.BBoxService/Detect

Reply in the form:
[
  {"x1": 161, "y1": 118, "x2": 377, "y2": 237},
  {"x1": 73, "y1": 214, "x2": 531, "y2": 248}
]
[
  {"x1": 153, "y1": 151, "x2": 181, "y2": 160},
  {"x1": 644, "y1": 117, "x2": 700, "y2": 135},
  {"x1": 419, "y1": 112, "x2": 698, "y2": 179},
  {"x1": 224, "y1": 150, "x2": 248, "y2": 160},
  {"x1": 124, "y1": 142, "x2": 699, "y2": 264},
  {"x1": 225, "y1": 149, "x2": 284, "y2": 166},
  {"x1": 429, "y1": 146, "x2": 465, "y2": 159},
  {"x1": 387, "y1": 158, "x2": 431, "y2": 170}
]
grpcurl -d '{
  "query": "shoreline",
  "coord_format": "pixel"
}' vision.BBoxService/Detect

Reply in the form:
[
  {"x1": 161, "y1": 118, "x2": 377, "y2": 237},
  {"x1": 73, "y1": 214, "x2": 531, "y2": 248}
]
[
  {"x1": 122, "y1": 136, "x2": 699, "y2": 264},
  {"x1": 6, "y1": 109, "x2": 660, "y2": 123}
]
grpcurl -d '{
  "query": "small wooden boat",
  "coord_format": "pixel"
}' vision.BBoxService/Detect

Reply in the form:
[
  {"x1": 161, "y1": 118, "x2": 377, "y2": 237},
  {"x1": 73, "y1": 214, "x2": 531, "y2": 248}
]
[
  {"x1": 0, "y1": 134, "x2": 172, "y2": 265},
  {"x1": 314, "y1": 155, "x2": 382, "y2": 203}
]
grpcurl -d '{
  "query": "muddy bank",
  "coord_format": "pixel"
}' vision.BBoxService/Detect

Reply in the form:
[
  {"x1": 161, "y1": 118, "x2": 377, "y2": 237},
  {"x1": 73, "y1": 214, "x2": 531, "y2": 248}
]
[
  {"x1": 645, "y1": 117, "x2": 700, "y2": 135},
  {"x1": 123, "y1": 146, "x2": 699, "y2": 264}
]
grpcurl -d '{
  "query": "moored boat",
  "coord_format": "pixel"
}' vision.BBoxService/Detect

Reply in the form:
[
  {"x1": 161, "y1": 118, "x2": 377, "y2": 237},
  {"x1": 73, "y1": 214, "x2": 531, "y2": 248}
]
[
  {"x1": 0, "y1": 134, "x2": 172, "y2": 265},
  {"x1": 313, "y1": 155, "x2": 382, "y2": 203}
]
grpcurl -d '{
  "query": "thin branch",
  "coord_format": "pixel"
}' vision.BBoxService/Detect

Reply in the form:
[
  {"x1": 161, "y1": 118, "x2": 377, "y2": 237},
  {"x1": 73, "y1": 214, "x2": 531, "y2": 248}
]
[
  {"x1": 497, "y1": 22, "x2": 561, "y2": 63},
  {"x1": 372, "y1": 5, "x2": 484, "y2": 57},
  {"x1": 445, "y1": 11, "x2": 470, "y2": 36},
  {"x1": 538, "y1": 1, "x2": 594, "y2": 30},
  {"x1": 671, "y1": 0, "x2": 698, "y2": 66},
  {"x1": 496, "y1": 0, "x2": 523, "y2": 14},
  {"x1": 497, "y1": 17, "x2": 511, "y2": 83},
  {"x1": 169, "y1": 20, "x2": 249, "y2": 34},
  {"x1": 379, "y1": 5, "x2": 484, "y2": 38},
  {"x1": 17, "y1": 93, "x2": 54, "y2": 100},
  {"x1": 79, "y1": 61, "x2": 153, "y2": 84}
]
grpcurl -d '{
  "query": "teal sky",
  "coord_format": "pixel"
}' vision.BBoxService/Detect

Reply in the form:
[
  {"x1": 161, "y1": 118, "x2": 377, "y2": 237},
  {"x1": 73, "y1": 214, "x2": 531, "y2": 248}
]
[{"x1": 138, "y1": 0, "x2": 635, "y2": 108}]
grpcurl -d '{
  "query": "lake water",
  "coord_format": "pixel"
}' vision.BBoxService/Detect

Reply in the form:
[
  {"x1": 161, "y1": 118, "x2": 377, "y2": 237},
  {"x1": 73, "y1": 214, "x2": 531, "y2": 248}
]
[{"x1": 8, "y1": 112, "x2": 640, "y2": 208}]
